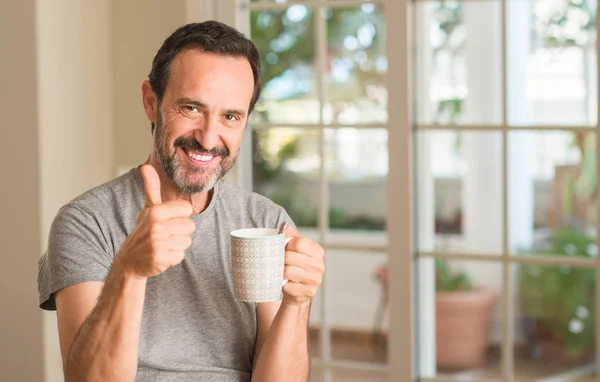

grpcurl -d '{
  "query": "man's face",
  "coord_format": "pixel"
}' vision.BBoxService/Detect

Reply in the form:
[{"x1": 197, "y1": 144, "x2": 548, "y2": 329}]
[{"x1": 151, "y1": 49, "x2": 254, "y2": 194}]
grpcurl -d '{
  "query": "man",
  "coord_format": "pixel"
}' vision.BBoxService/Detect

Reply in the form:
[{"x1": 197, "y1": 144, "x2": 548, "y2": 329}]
[{"x1": 37, "y1": 21, "x2": 325, "y2": 382}]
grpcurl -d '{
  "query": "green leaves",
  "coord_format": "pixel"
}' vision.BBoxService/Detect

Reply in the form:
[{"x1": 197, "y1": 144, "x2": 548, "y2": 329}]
[
  {"x1": 519, "y1": 228, "x2": 596, "y2": 361},
  {"x1": 435, "y1": 259, "x2": 474, "y2": 292}
]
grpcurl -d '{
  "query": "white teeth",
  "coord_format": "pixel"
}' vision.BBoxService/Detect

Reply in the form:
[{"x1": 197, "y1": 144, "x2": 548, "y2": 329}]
[{"x1": 188, "y1": 151, "x2": 213, "y2": 162}]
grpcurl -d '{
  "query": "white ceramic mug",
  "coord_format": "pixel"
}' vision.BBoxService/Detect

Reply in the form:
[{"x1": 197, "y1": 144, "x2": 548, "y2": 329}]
[{"x1": 230, "y1": 228, "x2": 292, "y2": 302}]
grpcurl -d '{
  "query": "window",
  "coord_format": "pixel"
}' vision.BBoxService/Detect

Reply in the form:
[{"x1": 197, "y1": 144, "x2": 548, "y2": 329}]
[{"x1": 415, "y1": 0, "x2": 599, "y2": 380}]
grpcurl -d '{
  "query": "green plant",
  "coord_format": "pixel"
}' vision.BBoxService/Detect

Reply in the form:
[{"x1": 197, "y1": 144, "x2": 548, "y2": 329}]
[
  {"x1": 250, "y1": 6, "x2": 385, "y2": 121},
  {"x1": 519, "y1": 228, "x2": 596, "y2": 361},
  {"x1": 435, "y1": 259, "x2": 473, "y2": 292},
  {"x1": 276, "y1": 197, "x2": 385, "y2": 231},
  {"x1": 432, "y1": 2, "x2": 465, "y2": 125},
  {"x1": 518, "y1": 129, "x2": 597, "y2": 362},
  {"x1": 436, "y1": 98, "x2": 463, "y2": 125}
]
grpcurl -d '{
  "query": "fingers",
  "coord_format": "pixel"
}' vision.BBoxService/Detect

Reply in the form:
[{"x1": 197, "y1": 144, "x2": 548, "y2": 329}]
[
  {"x1": 168, "y1": 235, "x2": 193, "y2": 251},
  {"x1": 140, "y1": 164, "x2": 162, "y2": 206},
  {"x1": 167, "y1": 250, "x2": 185, "y2": 267},
  {"x1": 281, "y1": 236, "x2": 324, "y2": 304},
  {"x1": 286, "y1": 236, "x2": 324, "y2": 259},
  {"x1": 165, "y1": 218, "x2": 196, "y2": 236},
  {"x1": 283, "y1": 223, "x2": 297, "y2": 240},
  {"x1": 147, "y1": 200, "x2": 193, "y2": 221},
  {"x1": 284, "y1": 265, "x2": 323, "y2": 286},
  {"x1": 285, "y1": 250, "x2": 325, "y2": 274},
  {"x1": 283, "y1": 280, "x2": 318, "y2": 301}
]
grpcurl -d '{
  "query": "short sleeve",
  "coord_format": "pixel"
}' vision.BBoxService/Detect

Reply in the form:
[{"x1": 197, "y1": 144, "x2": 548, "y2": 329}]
[
  {"x1": 276, "y1": 207, "x2": 297, "y2": 232},
  {"x1": 38, "y1": 203, "x2": 112, "y2": 310}
]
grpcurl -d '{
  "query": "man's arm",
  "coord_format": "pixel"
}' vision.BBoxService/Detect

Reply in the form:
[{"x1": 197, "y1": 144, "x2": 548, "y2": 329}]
[
  {"x1": 251, "y1": 225, "x2": 324, "y2": 382},
  {"x1": 55, "y1": 282, "x2": 103, "y2": 372},
  {"x1": 57, "y1": 261, "x2": 147, "y2": 381},
  {"x1": 252, "y1": 299, "x2": 310, "y2": 381},
  {"x1": 54, "y1": 164, "x2": 195, "y2": 381}
]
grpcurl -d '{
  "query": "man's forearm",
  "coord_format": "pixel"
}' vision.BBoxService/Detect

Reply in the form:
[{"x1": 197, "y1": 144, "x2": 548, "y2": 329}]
[
  {"x1": 252, "y1": 298, "x2": 311, "y2": 382},
  {"x1": 65, "y1": 258, "x2": 147, "y2": 382}
]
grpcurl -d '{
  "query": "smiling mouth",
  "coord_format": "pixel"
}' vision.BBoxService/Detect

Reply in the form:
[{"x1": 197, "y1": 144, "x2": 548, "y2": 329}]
[{"x1": 181, "y1": 148, "x2": 218, "y2": 165}]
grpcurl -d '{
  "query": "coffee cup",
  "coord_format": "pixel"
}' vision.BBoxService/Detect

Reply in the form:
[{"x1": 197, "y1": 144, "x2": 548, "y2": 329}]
[{"x1": 230, "y1": 228, "x2": 292, "y2": 302}]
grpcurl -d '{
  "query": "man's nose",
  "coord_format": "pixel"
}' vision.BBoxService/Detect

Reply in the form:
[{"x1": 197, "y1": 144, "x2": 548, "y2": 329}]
[{"x1": 194, "y1": 116, "x2": 220, "y2": 151}]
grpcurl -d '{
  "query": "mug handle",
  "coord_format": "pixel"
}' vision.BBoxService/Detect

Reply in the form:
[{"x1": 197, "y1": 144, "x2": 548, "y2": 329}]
[{"x1": 282, "y1": 236, "x2": 293, "y2": 287}]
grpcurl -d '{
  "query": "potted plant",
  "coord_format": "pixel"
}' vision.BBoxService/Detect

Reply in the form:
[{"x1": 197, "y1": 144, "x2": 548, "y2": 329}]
[{"x1": 435, "y1": 259, "x2": 497, "y2": 370}]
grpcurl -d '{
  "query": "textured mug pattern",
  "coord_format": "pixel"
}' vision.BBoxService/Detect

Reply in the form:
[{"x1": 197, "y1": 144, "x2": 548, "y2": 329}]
[{"x1": 231, "y1": 236, "x2": 285, "y2": 302}]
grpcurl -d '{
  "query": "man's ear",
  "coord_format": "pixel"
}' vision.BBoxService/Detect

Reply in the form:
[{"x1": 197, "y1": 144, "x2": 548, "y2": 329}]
[{"x1": 141, "y1": 80, "x2": 157, "y2": 127}]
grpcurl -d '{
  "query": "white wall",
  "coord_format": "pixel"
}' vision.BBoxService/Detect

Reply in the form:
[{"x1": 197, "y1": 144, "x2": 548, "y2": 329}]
[
  {"x1": 36, "y1": 1, "x2": 114, "y2": 380},
  {"x1": 0, "y1": 1, "x2": 44, "y2": 381},
  {"x1": 112, "y1": 0, "x2": 187, "y2": 171},
  {"x1": 1, "y1": 1, "x2": 114, "y2": 381}
]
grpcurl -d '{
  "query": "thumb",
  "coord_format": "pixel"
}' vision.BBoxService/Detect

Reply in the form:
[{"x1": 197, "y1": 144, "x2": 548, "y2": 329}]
[
  {"x1": 283, "y1": 223, "x2": 297, "y2": 240},
  {"x1": 140, "y1": 164, "x2": 162, "y2": 206}
]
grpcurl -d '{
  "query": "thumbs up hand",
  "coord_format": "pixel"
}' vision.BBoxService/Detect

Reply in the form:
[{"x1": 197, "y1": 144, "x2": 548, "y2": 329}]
[{"x1": 116, "y1": 164, "x2": 196, "y2": 279}]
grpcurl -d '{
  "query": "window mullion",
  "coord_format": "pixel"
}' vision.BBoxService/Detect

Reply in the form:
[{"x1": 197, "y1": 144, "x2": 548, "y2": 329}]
[{"x1": 315, "y1": 4, "x2": 333, "y2": 380}]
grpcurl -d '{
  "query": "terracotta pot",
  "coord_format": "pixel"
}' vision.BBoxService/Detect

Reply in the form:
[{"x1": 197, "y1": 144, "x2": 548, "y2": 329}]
[{"x1": 436, "y1": 287, "x2": 496, "y2": 370}]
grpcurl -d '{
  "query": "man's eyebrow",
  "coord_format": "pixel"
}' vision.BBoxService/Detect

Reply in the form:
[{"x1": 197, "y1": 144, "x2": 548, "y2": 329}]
[
  {"x1": 175, "y1": 98, "x2": 207, "y2": 108},
  {"x1": 175, "y1": 98, "x2": 247, "y2": 118}
]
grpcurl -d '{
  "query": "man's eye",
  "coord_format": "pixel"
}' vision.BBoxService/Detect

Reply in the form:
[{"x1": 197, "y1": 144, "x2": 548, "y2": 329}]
[
  {"x1": 184, "y1": 106, "x2": 198, "y2": 113},
  {"x1": 225, "y1": 114, "x2": 238, "y2": 122}
]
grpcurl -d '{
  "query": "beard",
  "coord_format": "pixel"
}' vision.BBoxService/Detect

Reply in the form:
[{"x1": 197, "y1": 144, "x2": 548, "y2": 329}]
[{"x1": 154, "y1": 111, "x2": 238, "y2": 194}]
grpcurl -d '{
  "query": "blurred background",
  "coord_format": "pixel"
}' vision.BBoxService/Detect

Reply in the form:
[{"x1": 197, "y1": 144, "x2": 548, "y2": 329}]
[{"x1": 2, "y1": 0, "x2": 600, "y2": 381}]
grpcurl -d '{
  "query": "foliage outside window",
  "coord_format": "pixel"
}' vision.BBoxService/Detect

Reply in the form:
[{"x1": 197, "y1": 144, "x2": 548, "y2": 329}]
[{"x1": 250, "y1": 5, "x2": 387, "y2": 231}]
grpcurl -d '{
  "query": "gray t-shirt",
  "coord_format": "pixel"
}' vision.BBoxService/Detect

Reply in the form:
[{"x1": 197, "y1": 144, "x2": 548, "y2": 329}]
[{"x1": 37, "y1": 167, "x2": 293, "y2": 382}]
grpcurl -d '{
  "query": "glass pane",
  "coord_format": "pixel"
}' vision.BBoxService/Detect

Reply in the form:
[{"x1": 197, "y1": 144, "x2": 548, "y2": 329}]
[
  {"x1": 414, "y1": 1, "x2": 502, "y2": 125},
  {"x1": 310, "y1": 248, "x2": 388, "y2": 365},
  {"x1": 324, "y1": 5, "x2": 387, "y2": 125},
  {"x1": 326, "y1": 128, "x2": 387, "y2": 232},
  {"x1": 416, "y1": 130, "x2": 503, "y2": 255},
  {"x1": 515, "y1": 264, "x2": 596, "y2": 381},
  {"x1": 507, "y1": 0, "x2": 598, "y2": 126},
  {"x1": 249, "y1": 6, "x2": 318, "y2": 124},
  {"x1": 417, "y1": 259, "x2": 502, "y2": 379},
  {"x1": 509, "y1": 131, "x2": 597, "y2": 257},
  {"x1": 252, "y1": 128, "x2": 320, "y2": 227}
]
